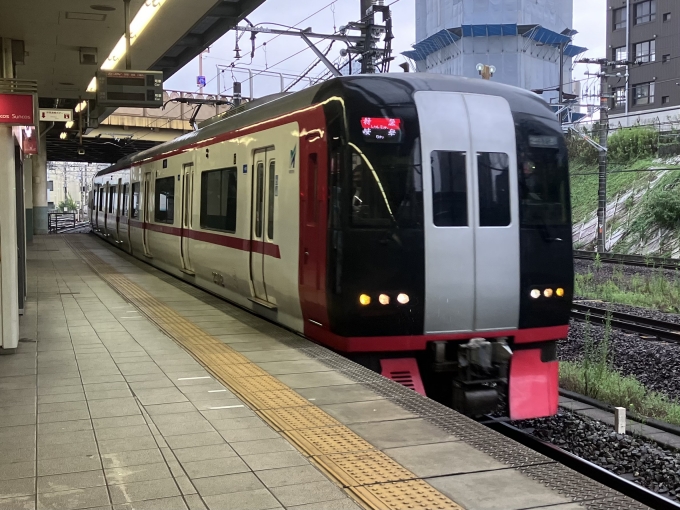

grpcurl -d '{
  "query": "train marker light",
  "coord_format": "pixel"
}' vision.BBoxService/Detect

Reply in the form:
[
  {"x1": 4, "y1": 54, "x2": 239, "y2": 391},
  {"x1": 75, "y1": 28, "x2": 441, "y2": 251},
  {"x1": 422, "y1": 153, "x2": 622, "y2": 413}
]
[
  {"x1": 397, "y1": 293, "x2": 410, "y2": 304},
  {"x1": 556, "y1": 288, "x2": 565, "y2": 297},
  {"x1": 379, "y1": 294, "x2": 390, "y2": 305},
  {"x1": 530, "y1": 289, "x2": 541, "y2": 299},
  {"x1": 544, "y1": 288, "x2": 553, "y2": 298},
  {"x1": 359, "y1": 294, "x2": 371, "y2": 306}
]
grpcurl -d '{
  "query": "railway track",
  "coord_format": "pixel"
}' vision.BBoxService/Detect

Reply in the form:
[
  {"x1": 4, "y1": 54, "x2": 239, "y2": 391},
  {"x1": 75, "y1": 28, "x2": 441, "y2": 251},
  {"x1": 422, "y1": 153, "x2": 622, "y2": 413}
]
[
  {"x1": 574, "y1": 250, "x2": 680, "y2": 271},
  {"x1": 571, "y1": 302, "x2": 680, "y2": 343},
  {"x1": 487, "y1": 418, "x2": 680, "y2": 510}
]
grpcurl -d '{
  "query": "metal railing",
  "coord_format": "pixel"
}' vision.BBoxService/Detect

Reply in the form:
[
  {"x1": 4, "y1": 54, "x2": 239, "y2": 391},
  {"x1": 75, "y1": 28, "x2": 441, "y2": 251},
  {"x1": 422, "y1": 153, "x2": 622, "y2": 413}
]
[{"x1": 48, "y1": 213, "x2": 77, "y2": 233}]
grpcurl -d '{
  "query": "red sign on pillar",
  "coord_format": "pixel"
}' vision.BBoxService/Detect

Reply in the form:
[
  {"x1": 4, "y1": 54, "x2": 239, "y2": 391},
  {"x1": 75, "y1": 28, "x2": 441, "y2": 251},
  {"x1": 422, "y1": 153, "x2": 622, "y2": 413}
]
[{"x1": 0, "y1": 94, "x2": 35, "y2": 126}]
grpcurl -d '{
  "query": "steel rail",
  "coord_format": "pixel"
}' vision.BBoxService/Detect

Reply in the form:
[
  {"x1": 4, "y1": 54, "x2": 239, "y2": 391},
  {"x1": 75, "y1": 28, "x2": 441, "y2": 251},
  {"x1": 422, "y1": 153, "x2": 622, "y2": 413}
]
[
  {"x1": 574, "y1": 250, "x2": 680, "y2": 271},
  {"x1": 571, "y1": 303, "x2": 680, "y2": 343},
  {"x1": 486, "y1": 419, "x2": 680, "y2": 510}
]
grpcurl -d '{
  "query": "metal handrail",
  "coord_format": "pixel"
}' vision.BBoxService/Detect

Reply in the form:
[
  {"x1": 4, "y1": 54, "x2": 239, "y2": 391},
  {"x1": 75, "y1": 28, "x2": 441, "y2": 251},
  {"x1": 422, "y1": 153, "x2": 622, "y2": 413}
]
[{"x1": 0, "y1": 78, "x2": 38, "y2": 94}]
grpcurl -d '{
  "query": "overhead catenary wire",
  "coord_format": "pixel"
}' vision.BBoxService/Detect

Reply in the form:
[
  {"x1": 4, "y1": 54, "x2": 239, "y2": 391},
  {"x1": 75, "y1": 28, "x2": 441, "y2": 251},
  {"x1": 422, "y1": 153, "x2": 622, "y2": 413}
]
[{"x1": 122, "y1": 1, "x2": 341, "y2": 145}]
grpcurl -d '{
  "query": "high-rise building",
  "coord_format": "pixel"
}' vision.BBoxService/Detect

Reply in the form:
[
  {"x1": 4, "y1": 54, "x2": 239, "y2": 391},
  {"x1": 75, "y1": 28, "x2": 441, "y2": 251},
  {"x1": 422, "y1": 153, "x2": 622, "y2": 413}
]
[
  {"x1": 404, "y1": 0, "x2": 585, "y2": 104},
  {"x1": 606, "y1": 0, "x2": 679, "y2": 124}
]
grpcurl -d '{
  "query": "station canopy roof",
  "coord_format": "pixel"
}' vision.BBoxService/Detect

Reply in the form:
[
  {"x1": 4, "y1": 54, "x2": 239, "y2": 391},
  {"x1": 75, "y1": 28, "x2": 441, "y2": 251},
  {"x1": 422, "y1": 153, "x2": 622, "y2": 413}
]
[
  {"x1": 403, "y1": 24, "x2": 587, "y2": 61},
  {"x1": 1, "y1": 0, "x2": 265, "y2": 162}
]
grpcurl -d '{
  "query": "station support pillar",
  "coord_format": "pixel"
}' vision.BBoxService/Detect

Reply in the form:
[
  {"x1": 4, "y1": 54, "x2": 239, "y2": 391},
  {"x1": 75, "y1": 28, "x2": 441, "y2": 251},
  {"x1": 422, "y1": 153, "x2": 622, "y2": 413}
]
[
  {"x1": 0, "y1": 37, "x2": 19, "y2": 352},
  {"x1": 0, "y1": 125, "x2": 20, "y2": 353},
  {"x1": 33, "y1": 136, "x2": 48, "y2": 235},
  {"x1": 24, "y1": 155, "x2": 33, "y2": 243}
]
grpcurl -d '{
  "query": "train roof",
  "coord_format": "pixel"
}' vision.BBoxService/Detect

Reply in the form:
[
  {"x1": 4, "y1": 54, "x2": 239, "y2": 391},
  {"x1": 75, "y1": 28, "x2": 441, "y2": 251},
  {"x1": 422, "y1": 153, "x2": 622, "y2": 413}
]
[{"x1": 96, "y1": 73, "x2": 558, "y2": 177}]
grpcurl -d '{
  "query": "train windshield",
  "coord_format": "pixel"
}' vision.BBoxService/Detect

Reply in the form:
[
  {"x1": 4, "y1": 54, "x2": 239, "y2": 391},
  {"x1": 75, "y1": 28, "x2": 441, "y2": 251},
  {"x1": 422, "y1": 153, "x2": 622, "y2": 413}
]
[
  {"x1": 515, "y1": 116, "x2": 570, "y2": 227},
  {"x1": 348, "y1": 107, "x2": 422, "y2": 229}
]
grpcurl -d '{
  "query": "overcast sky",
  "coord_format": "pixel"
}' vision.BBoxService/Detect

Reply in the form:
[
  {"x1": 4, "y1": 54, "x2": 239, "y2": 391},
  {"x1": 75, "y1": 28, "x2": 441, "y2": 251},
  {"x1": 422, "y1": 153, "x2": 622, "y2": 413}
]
[{"x1": 165, "y1": 0, "x2": 606, "y2": 101}]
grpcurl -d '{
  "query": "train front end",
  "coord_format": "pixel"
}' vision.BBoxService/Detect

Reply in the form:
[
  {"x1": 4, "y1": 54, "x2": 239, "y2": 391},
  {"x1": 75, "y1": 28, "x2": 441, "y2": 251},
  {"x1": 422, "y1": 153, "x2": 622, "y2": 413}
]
[{"x1": 316, "y1": 76, "x2": 573, "y2": 420}]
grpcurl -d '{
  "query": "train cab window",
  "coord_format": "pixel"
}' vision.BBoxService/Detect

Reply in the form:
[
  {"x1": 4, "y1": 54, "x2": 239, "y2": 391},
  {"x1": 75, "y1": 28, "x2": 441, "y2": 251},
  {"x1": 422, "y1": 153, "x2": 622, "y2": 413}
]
[
  {"x1": 200, "y1": 167, "x2": 237, "y2": 232},
  {"x1": 267, "y1": 160, "x2": 275, "y2": 240},
  {"x1": 351, "y1": 152, "x2": 394, "y2": 226},
  {"x1": 516, "y1": 119, "x2": 570, "y2": 227},
  {"x1": 154, "y1": 176, "x2": 175, "y2": 224},
  {"x1": 98, "y1": 188, "x2": 103, "y2": 212},
  {"x1": 122, "y1": 184, "x2": 129, "y2": 216},
  {"x1": 431, "y1": 151, "x2": 467, "y2": 227},
  {"x1": 477, "y1": 152, "x2": 511, "y2": 227}
]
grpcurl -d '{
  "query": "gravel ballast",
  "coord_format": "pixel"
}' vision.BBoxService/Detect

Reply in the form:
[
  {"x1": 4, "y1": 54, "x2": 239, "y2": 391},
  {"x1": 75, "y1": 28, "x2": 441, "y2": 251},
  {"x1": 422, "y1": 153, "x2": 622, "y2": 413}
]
[{"x1": 518, "y1": 411, "x2": 680, "y2": 500}]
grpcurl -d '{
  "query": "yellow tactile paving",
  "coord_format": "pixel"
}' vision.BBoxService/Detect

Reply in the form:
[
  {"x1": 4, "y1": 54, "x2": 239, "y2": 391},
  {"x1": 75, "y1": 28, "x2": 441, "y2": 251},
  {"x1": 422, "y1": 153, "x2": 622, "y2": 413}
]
[
  {"x1": 69, "y1": 239, "x2": 465, "y2": 510},
  {"x1": 285, "y1": 426, "x2": 376, "y2": 456}
]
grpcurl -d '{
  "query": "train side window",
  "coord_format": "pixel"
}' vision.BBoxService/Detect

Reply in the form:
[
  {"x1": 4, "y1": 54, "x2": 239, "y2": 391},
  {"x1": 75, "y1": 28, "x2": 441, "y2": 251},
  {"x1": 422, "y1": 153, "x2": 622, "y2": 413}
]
[
  {"x1": 431, "y1": 151, "x2": 467, "y2": 227},
  {"x1": 131, "y1": 183, "x2": 140, "y2": 219},
  {"x1": 255, "y1": 162, "x2": 264, "y2": 238},
  {"x1": 200, "y1": 167, "x2": 237, "y2": 232},
  {"x1": 154, "y1": 176, "x2": 175, "y2": 224},
  {"x1": 307, "y1": 154, "x2": 318, "y2": 226},
  {"x1": 267, "y1": 160, "x2": 276, "y2": 240},
  {"x1": 108, "y1": 187, "x2": 115, "y2": 214},
  {"x1": 477, "y1": 152, "x2": 510, "y2": 227},
  {"x1": 122, "y1": 184, "x2": 129, "y2": 217},
  {"x1": 98, "y1": 188, "x2": 104, "y2": 212}
]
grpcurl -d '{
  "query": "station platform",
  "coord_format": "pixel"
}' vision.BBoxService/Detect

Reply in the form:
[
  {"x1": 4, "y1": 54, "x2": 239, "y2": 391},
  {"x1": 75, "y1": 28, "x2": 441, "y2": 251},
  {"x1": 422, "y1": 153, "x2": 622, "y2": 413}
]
[{"x1": 0, "y1": 234, "x2": 647, "y2": 510}]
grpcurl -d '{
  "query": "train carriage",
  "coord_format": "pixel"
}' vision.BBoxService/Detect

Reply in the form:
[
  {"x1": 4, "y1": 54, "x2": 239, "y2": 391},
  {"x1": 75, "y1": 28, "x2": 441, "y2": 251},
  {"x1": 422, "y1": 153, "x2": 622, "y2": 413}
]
[{"x1": 90, "y1": 74, "x2": 573, "y2": 420}]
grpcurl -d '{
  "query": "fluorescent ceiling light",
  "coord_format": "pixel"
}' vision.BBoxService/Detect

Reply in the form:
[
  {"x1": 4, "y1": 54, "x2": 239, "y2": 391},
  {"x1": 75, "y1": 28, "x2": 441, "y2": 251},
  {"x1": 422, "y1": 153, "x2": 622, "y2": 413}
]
[{"x1": 91, "y1": 0, "x2": 167, "y2": 87}]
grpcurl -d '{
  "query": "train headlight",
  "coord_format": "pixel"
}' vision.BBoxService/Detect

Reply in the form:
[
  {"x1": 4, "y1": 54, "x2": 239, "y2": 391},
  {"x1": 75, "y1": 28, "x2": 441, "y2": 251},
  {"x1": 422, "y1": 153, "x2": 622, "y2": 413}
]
[
  {"x1": 544, "y1": 288, "x2": 553, "y2": 298},
  {"x1": 530, "y1": 289, "x2": 541, "y2": 299},
  {"x1": 359, "y1": 294, "x2": 371, "y2": 306},
  {"x1": 556, "y1": 288, "x2": 565, "y2": 297},
  {"x1": 397, "y1": 293, "x2": 410, "y2": 304},
  {"x1": 379, "y1": 294, "x2": 390, "y2": 305}
]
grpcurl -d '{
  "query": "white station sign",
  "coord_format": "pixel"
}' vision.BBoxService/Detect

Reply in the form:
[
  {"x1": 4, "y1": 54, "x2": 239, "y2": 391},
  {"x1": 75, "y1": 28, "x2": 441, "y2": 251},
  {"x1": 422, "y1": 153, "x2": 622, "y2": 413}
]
[{"x1": 39, "y1": 109, "x2": 73, "y2": 122}]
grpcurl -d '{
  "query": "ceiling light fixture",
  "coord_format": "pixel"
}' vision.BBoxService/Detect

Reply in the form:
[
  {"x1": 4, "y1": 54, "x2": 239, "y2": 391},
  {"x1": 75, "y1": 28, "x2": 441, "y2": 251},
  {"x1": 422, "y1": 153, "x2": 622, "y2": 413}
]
[{"x1": 100, "y1": 0, "x2": 166, "y2": 71}]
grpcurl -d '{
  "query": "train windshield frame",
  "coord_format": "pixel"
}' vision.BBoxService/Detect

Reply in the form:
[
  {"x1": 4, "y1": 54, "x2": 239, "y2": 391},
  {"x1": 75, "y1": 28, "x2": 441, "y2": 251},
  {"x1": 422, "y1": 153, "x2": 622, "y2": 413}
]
[{"x1": 515, "y1": 115, "x2": 571, "y2": 228}]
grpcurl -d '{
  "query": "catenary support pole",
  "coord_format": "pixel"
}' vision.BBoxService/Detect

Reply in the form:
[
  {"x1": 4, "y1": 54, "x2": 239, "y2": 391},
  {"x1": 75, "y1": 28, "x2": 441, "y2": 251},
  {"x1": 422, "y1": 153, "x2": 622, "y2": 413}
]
[{"x1": 597, "y1": 63, "x2": 609, "y2": 253}]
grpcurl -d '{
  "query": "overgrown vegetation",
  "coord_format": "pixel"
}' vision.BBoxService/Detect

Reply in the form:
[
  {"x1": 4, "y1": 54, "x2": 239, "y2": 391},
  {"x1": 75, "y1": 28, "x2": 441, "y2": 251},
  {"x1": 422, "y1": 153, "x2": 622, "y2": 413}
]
[
  {"x1": 57, "y1": 195, "x2": 78, "y2": 212},
  {"x1": 608, "y1": 127, "x2": 658, "y2": 163},
  {"x1": 560, "y1": 315, "x2": 680, "y2": 426},
  {"x1": 575, "y1": 266, "x2": 680, "y2": 312},
  {"x1": 627, "y1": 172, "x2": 680, "y2": 240},
  {"x1": 569, "y1": 158, "x2": 657, "y2": 225}
]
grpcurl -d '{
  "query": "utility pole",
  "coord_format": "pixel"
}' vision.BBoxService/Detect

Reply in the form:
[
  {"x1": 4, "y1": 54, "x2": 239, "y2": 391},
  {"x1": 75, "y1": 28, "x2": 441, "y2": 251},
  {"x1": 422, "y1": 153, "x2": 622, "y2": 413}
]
[
  {"x1": 359, "y1": 0, "x2": 375, "y2": 74},
  {"x1": 597, "y1": 61, "x2": 609, "y2": 253}
]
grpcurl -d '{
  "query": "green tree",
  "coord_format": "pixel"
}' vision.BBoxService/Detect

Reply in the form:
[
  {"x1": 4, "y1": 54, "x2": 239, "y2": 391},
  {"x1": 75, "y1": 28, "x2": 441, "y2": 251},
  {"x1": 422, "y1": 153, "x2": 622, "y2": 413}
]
[{"x1": 57, "y1": 195, "x2": 78, "y2": 212}]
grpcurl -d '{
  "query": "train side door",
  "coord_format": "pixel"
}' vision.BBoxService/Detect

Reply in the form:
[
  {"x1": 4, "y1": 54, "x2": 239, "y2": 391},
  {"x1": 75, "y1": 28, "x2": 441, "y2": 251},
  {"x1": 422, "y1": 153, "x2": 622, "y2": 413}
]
[
  {"x1": 94, "y1": 186, "x2": 100, "y2": 230},
  {"x1": 415, "y1": 92, "x2": 476, "y2": 333},
  {"x1": 103, "y1": 182, "x2": 110, "y2": 236},
  {"x1": 299, "y1": 141, "x2": 328, "y2": 326},
  {"x1": 115, "y1": 178, "x2": 122, "y2": 241},
  {"x1": 249, "y1": 148, "x2": 276, "y2": 308},
  {"x1": 142, "y1": 172, "x2": 153, "y2": 256},
  {"x1": 180, "y1": 163, "x2": 194, "y2": 274},
  {"x1": 466, "y1": 94, "x2": 520, "y2": 330}
]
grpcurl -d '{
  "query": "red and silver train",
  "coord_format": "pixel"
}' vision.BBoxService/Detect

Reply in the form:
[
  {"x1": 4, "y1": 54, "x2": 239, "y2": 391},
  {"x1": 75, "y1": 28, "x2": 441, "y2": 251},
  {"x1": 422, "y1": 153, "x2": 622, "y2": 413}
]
[{"x1": 90, "y1": 74, "x2": 573, "y2": 419}]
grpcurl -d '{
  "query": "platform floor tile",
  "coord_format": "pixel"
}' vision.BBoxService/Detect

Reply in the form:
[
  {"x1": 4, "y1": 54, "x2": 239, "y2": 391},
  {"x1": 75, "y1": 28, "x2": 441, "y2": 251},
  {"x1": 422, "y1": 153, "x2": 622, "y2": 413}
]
[{"x1": 0, "y1": 235, "x2": 649, "y2": 510}]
